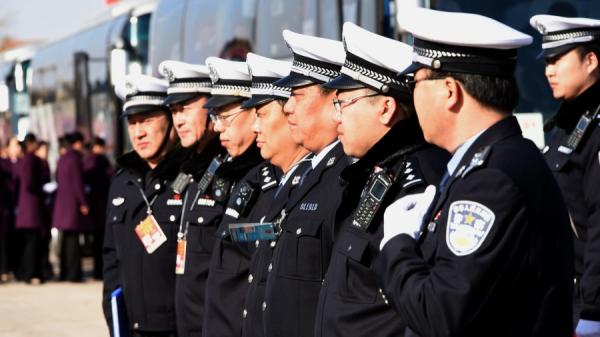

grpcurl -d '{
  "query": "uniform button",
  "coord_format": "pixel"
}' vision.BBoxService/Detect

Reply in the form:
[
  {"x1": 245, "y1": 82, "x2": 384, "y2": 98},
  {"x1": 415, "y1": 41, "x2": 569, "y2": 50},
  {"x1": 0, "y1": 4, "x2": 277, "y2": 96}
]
[
  {"x1": 427, "y1": 222, "x2": 436, "y2": 232},
  {"x1": 347, "y1": 244, "x2": 352, "y2": 251},
  {"x1": 197, "y1": 217, "x2": 204, "y2": 224},
  {"x1": 190, "y1": 178, "x2": 194, "y2": 182},
  {"x1": 112, "y1": 216, "x2": 117, "y2": 221},
  {"x1": 133, "y1": 322, "x2": 139, "y2": 329},
  {"x1": 222, "y1": 231, "x2": 227, "y2": 237},
  {"x1": 248, "y1": 274, "x2": 253, "y2": 283},
  {"x1": 169, "y1": 215, "x2": 176, "y2": 222},
  {"x1": 555, "y1": 164, "x2": 559, "y2": 168},
  {"x1": 270, "y1": 241, "x2": 276, "y2": 248},
  {"x1": 268, "y1": 263, "x2": 272, "y2": 272},
  {"x1": 243, "y1": 309, "x2": 247, "y2": 318},
  {"x1": 378, "y1": 288, "x2": 383, "y2": 294},
  {"x1": 154, "y1": 183, "x2": 161, "y2": 190},
  {"x1": 255, "y1": 240, "x2": 259, "y2": 248},
  {"x1": 296, "y1": 228, "x2": 302, "y2": 235},
  {"x1": 384, "y1": 299, "x2": 389, "y2": 306},
  {"x1": 262, "y1": 301, "x2": 267, "y2": 311},
  {"x1": 137, "y1": 178, "x2": 142, "y2": 183}
]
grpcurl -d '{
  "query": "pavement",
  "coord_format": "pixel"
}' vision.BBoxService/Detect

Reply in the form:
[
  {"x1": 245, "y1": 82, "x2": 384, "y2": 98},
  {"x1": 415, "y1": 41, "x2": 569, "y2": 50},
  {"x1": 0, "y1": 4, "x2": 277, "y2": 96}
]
[{"x1": 0, "y1": 280, "x2": 107, "y2": 337}]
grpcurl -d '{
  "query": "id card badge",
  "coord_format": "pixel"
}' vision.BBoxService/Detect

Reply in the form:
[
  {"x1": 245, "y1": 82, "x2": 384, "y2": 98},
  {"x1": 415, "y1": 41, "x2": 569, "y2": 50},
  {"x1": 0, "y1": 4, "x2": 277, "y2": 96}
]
[
  {"x1": 134, "y1": 214, "x2": 167, "y2": 254},
  {"x1": 175, "y1": 238, "x2": 187, "y2": 274},
  {"x1": 229, "y1": 222, "x2": 277, "y2": 242}
]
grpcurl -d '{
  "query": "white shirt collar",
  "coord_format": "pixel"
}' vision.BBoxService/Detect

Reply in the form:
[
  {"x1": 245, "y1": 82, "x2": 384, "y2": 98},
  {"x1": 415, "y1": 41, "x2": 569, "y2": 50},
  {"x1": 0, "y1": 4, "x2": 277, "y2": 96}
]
[
  {"x1": 447, "y1": 130, "x2": 484, "y2": 176},
  {"x1": 311, "y1": 140, "x2": 340, "y2": 169}
]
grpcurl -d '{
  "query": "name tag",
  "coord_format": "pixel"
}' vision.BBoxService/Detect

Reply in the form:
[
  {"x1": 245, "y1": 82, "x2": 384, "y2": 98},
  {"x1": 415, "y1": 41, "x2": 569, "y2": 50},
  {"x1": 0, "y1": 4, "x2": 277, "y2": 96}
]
[
  {"x1": 300, "y1": 202, "x2": 318, "y2": 211},
  {"x1": 197, "y1": 198, "x2": 216, "y2": 207},
  {"x1": 167, "y1": 199, "x2": 183, "y2": 206}
]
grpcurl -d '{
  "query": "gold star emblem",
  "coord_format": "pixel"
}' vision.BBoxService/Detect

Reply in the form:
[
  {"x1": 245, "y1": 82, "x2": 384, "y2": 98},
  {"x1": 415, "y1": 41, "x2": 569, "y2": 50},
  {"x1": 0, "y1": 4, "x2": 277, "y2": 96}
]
[{"x1": 465, "y1": 213, "x2": 475, "y2": 225}]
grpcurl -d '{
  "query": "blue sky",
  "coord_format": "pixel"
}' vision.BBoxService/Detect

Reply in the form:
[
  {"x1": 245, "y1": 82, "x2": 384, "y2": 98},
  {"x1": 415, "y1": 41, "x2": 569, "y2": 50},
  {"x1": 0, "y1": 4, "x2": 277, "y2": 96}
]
[{"x1": 2, "y1": 0, "x2": 107, "y2": 42}]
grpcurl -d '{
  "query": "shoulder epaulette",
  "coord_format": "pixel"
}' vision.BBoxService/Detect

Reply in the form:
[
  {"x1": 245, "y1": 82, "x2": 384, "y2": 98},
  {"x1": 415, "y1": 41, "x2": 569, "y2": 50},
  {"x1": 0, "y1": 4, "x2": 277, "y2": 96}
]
[
  {"x1": 260, "y1": 165, "x2": 278, "y2": 191},
  {"x1": 457, "y1": 146, "x2": 491, "y2": 178},
  {"x1": 395, "y1": 157, "x2": 426, "y2": 190}
]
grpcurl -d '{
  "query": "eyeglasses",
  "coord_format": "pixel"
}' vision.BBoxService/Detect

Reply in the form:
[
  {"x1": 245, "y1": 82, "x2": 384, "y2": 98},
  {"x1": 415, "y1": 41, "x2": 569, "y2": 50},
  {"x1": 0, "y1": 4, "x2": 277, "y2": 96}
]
[
  {"x1": 332, "y1": 92, "x2": 380, "y2": 113},
  {"x1": 406, "y1": 77, "x2": 442, "y2": 92},
  {"x1": 209, "y1": 110, "x2": 245, "y2": 127}
]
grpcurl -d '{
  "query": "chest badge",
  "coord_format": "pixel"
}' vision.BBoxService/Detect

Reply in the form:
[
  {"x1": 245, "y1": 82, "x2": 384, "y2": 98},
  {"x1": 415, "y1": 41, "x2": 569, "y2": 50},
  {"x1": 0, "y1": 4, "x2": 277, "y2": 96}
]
[
  {"x1": 326, "y1": 157, "x2": 336, "y2": 167},
  {"x1": 446, "y1": 200, "x2": 495, "y2": 256},
  {"x1": 112, "y1": 197, "x2": 125, "y2": 206}
]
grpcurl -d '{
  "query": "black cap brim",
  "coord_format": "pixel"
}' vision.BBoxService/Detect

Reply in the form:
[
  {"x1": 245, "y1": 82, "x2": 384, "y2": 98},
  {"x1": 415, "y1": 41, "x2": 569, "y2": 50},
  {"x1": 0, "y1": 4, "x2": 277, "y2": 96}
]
[
  {"x1": 536, "y1": 44, "x2": 577, "y2": 60},
  {"x1": 323, "y1": 74, "x2": 365, "y2": 90},
  {"x1": 273, "y1": 72, "x2": 318, "y2": 88},
  {"x1": 241, "y1": 96, "x2": 277, "y2": 109},
  {"x1": 163, "y1": 92, "x2": 207, "y2": 107},
  {"x1": 121, "y1": 105, "x2": 168, "y2": 119},
  {"x1": 399, "y1": 62, "x2": 424, "y2": 76},
  {"x1": 203, "y1": 95, "x2": 246, "y2": 109}
]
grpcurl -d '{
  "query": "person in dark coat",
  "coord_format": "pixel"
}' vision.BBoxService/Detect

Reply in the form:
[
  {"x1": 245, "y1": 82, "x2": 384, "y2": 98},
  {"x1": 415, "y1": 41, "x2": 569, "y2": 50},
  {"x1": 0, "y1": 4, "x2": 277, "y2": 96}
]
[
  {"x1": 530, "y1": 15, "x2": 600, "y2": 336},
  {"x1": 83, "y1": 137, "x2": 114, "y2": 279},
  {"x1": 52, "y1": 131, "x2": 90, "y2": 282},
  {"x1": 374, "y1": 8, "x2": 573, "y2": 337},
  {"x1": 241, "y1": 53, "x2": 312, "y2": 337},
  {"x1": 0, "y1": 143, "x2": 18, "y2": 281},
  {"x1": 35, "y1": 141, "x2": 54, "y2": 281},
  {"x1": 159, "y1": 60, "x2": 224, "y2": 337},
  {"x1": 259, "y1": 31, "x2": 350, "y2": 337},
  {"x1": 14, "y1": 133, "x2": 46, "y2": 283},
  {"x1": 200, "y1": 56, "x2": 272, "y2": 337},
  {"x1": 103, "y1": 74, "x2": 185, "y2": 337},
  {"x1": 3, "y1": 136, "x2": 22, "y2": 281},
  {"x1": 313, "y1": 23, "x2": 449, "y2": 337}
]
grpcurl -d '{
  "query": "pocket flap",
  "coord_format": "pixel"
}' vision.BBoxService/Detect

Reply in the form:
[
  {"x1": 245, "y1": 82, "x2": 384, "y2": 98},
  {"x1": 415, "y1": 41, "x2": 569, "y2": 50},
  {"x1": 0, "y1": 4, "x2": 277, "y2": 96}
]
[
  {"x1": 283, "y1": 217, "x2": 322, "y2": 237},
  {"x1": 335, "y1": 230, "x2": 369, "y2": 262}
]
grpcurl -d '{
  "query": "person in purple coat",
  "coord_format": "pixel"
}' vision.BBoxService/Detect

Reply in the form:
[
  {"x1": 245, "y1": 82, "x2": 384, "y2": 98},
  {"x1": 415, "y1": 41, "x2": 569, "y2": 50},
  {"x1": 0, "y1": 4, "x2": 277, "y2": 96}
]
[
  {"x1": 15, "y1": 133, "x2": 46, "y2": 284},
  {"x1": 0, "y1": 154, "x2": 14, "y2": 282},
  {"x1": 52, "y1": 131, "x2": 90, "y2": 282},
  {"x1": 3, "y1": 137, "x2": 22, "y2": 281},
  {"x1": 83, "y1": 137, "x2": 114, "y2": 279}
]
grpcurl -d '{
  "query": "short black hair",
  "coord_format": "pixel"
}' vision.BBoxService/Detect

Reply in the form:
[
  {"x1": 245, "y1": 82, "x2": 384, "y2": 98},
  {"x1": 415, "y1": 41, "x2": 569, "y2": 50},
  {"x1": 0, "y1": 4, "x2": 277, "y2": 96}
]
[
  {"x1": 68, "y1": 131, "x2": 84, "y2": 144},
  {"x1": 23, "y1": 133, "x2": 37, "y2": 144},
  {"x1": 92, "y1": 136, "x2": 106, "y2": 147},
  {"x1": 427, "y1": 70, "x2": 519, "y2": 113}
]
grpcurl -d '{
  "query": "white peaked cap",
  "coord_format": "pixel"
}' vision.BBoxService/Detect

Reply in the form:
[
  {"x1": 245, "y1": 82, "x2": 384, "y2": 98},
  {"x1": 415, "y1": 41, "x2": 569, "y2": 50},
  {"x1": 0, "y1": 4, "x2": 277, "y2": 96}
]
[
  {"x1": 246, "y1": 53, "x2": 291, "y2": 79},
  {"x1": 396, "y1": 6, "x2": 532, "y2": 76},
  {"x1": 530, "y1": 15, "x2": 600, "y2": 58},
  {"x1": 204, "y1": 57, "x2": 252, "y2": 109},
  {"x1": 114, "y1": 74, "x2": 168, "y2": 117}
]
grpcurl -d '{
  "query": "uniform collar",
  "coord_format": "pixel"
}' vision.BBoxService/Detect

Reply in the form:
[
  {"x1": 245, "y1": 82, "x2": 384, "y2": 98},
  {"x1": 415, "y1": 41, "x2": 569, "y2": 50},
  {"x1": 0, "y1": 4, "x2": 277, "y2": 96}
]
[
  {"x1": 216, "y1": 143, "x2": 263, "y2": 180},
  {"x1": 556, "y1": 79, "x2": 600, "y2": 130},
  {"x1": 447, "y1": 130, "x2": 484, "y2": 176},
  {"x1": 312, "y1": 140, "x2": 340, "y2": 169},
  {"x1": 179, "y1": 138, "x2": 225, "y2": 175},
  {"x1": 117, "y1": 145, "x2": 190, "y2": 179},
  {"x1": 340, "y1": 117, "x2": 425, "y2": 182}
]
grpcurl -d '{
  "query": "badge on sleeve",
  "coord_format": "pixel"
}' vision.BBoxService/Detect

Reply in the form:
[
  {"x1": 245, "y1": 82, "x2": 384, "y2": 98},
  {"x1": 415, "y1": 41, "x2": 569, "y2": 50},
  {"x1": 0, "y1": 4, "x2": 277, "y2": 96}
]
[{"x1": 446, "y1": 200, "x2": 495, "y2": 256}]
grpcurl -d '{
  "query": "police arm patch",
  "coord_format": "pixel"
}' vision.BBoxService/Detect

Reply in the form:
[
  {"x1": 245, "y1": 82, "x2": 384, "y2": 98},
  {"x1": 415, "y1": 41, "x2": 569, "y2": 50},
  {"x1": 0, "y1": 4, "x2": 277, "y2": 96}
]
[{"x1": 446, "y1": 200, "x2": 495, "y2": 256}]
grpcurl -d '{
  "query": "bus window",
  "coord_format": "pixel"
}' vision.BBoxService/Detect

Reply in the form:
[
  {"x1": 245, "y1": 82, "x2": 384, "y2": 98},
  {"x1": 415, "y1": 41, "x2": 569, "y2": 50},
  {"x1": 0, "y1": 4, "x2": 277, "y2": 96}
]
[
  {"x1": 124, "y1": 13, "x2": 152, "y2": 75},
  {"x1": 255, "y1": 0, "x2": 307, "y2": 58}
]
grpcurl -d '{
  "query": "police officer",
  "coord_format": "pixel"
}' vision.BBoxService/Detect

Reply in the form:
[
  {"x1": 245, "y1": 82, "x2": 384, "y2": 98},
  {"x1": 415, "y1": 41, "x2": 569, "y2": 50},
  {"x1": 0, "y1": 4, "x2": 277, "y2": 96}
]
[
  {"x1": 530, "y1": 15, "x2": 600, "y2": 337},
  {"x1": 201, "y1": 56, "x2": 279, "y2": 337},
  {"x1": 260, "y1": 30, "x2": 349, "y2": 337},
  {"x1": 240, "y1": 53, "x2": 312, "y2": 337},
  {"x1": 374, "y1": 7, "x2": 573, "y2": 337},
  {"x1": 158, "y1": 60, "x2": 224, "y2": 337},
  {"x1": 314, "y1": 22, "x2": 449, "y2": 337},
  {"x1": 103, "y1": 74, "x2": 188, "y2": 337}
]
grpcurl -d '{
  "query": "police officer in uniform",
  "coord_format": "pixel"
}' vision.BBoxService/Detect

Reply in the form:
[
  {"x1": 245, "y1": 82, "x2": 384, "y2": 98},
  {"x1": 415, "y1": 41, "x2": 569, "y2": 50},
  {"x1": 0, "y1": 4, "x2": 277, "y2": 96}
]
[
  {"x1": 530, "y1": 15, "x2": 600, "y2": 337},
  {"x1": 314, "y1": 22, "x2": 449, "y2": 337},
  {"x1": 103, "y1": 74, "x2": 188, "y2": 337},
  {"x1": 240, "y1": 53, "x2": 312, "y2": 337},
  {"x1": 201, "y1": 56, "x2": 279, "y2": 337},
  {"x1": 261, "y1": 30, "x2": 350, "y2": 337},
  {"x1": 158, "y1": 60, "x2": 224, "y2": 337},
  {"x1": 374, "y1": 7, "x2": 574, "y2": 337}
]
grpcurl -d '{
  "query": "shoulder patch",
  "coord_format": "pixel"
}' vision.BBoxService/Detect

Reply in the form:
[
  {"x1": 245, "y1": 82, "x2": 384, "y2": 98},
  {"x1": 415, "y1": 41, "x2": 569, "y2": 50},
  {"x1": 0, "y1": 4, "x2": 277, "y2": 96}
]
[{"x1": 446, "y1": 200, "x2": 495, "y2": 256}]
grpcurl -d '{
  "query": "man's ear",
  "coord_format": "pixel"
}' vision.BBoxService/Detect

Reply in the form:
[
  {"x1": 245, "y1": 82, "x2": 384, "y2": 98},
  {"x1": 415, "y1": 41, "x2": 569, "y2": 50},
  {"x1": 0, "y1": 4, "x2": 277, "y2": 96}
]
[
  {"x1": 379, "y1": 96, "x2": 397, "y2": 125},
  {"x1": 585, "y1": 51, "x2": 600, "y2": 76},
  {"x1": 444, "y1": 77, "x2": 462, "y2": 112}
]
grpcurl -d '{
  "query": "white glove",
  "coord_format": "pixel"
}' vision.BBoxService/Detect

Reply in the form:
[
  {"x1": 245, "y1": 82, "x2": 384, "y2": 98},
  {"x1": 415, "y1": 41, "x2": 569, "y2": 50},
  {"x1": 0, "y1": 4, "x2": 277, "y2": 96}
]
[
  {"x1": 380, "y1": 185, "x2": 437, "y2": 250},
  {"x1": 576, "y1": 319, "x2": 600, "y2": 337}
]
